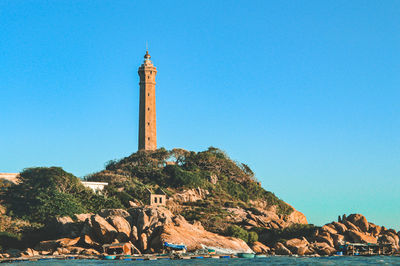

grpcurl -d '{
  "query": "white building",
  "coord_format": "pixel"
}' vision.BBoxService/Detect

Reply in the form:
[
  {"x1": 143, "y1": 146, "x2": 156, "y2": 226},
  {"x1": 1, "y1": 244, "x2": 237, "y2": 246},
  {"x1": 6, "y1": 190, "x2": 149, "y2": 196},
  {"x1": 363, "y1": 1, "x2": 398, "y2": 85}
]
[{"x1": 81, "y1": 181, "x2": 108, "y2": 193}]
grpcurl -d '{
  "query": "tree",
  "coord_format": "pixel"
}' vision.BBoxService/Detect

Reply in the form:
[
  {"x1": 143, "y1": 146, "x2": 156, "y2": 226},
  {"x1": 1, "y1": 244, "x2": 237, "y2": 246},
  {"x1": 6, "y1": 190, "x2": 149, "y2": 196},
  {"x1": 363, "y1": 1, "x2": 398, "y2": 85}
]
[{"x1": 3, "y1": 167, "x2": 122, "y2": 224}]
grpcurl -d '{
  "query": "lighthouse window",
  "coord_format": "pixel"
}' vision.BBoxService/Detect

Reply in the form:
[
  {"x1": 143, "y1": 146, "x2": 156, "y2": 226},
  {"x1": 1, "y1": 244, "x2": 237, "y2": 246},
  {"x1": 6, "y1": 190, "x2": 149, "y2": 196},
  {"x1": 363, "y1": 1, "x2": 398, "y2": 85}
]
[
  {"x1": 147, "y1": 122, "x2": 150, "y2": 126},
  {"x1": 148, "y1": 108, "x2": 150, "y2": 111},
  {"x1": 148, "y1": 93, "x2": 150, "y2": 96},
  {"x1": 148, "y1": 137, "x2": 150, "y2": 140},
  {"x1": 148, "y1": 76, "x2": 150, "y2": 79}
]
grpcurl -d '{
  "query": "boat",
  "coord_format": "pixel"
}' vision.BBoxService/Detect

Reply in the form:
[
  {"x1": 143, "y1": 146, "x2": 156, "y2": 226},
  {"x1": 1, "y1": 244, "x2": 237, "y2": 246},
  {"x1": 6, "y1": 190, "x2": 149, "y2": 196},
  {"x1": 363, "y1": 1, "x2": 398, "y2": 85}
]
[
  {"x1": 103, "y1": 255, "x2": 116, "y2": 260},
  {"x1": 255, "y1": 254, "x2": 267, "y2": 258},
  {"x1": 163, "y1": 242, "x2": 187, "y2": 250},
  {"x1": 237, "y1": 253, "x2": 255, "y2": 258}
]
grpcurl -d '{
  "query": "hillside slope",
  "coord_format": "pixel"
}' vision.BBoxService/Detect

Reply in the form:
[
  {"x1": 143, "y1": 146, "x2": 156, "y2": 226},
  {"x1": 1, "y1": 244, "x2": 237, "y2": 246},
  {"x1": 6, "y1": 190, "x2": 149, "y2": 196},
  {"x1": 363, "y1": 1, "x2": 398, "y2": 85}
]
[{"x1": 86, "y1": 147, "x2": 307, "y2": 234}]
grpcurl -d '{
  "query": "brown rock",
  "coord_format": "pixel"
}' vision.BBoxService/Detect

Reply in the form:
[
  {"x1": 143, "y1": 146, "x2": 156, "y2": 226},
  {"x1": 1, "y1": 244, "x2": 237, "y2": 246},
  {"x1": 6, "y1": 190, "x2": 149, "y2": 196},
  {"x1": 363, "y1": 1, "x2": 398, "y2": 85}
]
[
  {"x1": 75, "y1": 213, "x2": 93, "y2": 223},
  {"x1": 369, "y1": 223, "x2": 381, "y2": 237},
  {"x1": 343, "y1": 220, "x2": 359, "y2": 232},
  {"x1": 332, "y1": 222, "x2": 347, "y2": 234},
  {"x1": 140, "y1": 233, "x2": 148, "y2": 251},
  {"x1": 251, "y1": 241, "x2": 270, "y2": 254},
  {"x1": 311, "y1": 242, "x2": 336, "y2": 256},
  {"x1": 275, "y1": 242, "x2": 292, "y2": 255},
  {"x1": 81, "y1": 248, "x2": 100, "y2": 255},
  {"x1": 316, "y1": 232, "x2": 334, "y2": 247},
  {"x1": 66, "y1": 246, "x2": 86, "y2": 254},
  {"x1": 107, "y1": 215, "x2": 131, "y2": 242},
  {"x1": 34, "y1": 240, "x2": 59, "y2": 252},
  {"x1": 22, "y1": 248, "x2": 38, "y2": 257},
  {"x1": 91, "y1": 214, "x2": 118, "y2": 244},
  {"x1": 285, "y1": 238, "x2": 309, "y2": 254},
  {"x1": 137, "y1": 211, "x2": 149, "y2": 233},
  {"x1": 57, "y1": 237, "x2": 80, "y2": 247},
  {"x1": 332, "y1": 234, "x2": 345, "y2": 248},
  {"x1": 379, "y1": 231, "x2": 399, "y2": 249},
  {"x1": 99, "y1": 209, "x2": 130, "y2": 219},
  {"x1": 56, "y1": 247, "x2": 70, "y2": 255},
  {"x1": 158, "y1": 215, "x2": 252, "y2": 253},
  {"x1": 345, "y1": 230, "x2": 377, "y2": 244},
  {"x1": 80, "y1": 234, "x2": 101, "y2": 250},
  {"x1": 347, "y1": 214, "x2": 369, "y2": 232},
  {"x1": 322, "y1": 225, "x2": 338, "y2": 235},
  {"x1": 297, "y1": 246, "x2": 312, "y2": 255},
  {"x1": 131, "y1": 226, "x2": 138, "y2": 242}
]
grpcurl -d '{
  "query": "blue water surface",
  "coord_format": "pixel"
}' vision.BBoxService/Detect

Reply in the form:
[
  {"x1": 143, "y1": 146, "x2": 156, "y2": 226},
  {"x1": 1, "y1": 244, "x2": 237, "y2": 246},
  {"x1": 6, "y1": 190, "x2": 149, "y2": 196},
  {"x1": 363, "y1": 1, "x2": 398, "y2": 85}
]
[{"x1": 4, "y1": 256, "x2": 400, "y2": 266}]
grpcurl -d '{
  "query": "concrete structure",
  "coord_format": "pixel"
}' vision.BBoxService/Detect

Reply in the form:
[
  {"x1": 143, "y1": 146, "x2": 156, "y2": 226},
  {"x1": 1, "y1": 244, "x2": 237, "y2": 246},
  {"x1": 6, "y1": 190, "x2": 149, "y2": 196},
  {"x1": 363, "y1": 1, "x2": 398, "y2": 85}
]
[
  {"x1": 146, "y1": 188, "x2": 166, "y2": 206},
  {"x1": 0, "y1": 173, "x2": 19, "y2": 184},
  {"x1": 138, "y1": 50, "x2": 157, "y2": 151},
  {"x1": 81, "y1": 181, "x2": 108, "y2": 193}
]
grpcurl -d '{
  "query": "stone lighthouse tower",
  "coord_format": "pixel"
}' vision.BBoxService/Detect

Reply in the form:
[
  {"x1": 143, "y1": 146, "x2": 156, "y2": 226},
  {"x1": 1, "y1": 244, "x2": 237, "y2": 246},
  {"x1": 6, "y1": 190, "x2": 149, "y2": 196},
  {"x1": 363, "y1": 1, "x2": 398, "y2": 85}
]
[{"x1": 138, "y1": 50, "x2": 157, "y2": 151}]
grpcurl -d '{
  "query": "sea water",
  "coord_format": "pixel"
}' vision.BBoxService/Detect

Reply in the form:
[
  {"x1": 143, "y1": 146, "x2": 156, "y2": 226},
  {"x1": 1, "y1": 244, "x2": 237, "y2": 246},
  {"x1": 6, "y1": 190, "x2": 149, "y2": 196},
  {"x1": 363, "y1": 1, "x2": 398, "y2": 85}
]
[{"x1": 4, "y1": 256, "x2": 400, "y2": 266}]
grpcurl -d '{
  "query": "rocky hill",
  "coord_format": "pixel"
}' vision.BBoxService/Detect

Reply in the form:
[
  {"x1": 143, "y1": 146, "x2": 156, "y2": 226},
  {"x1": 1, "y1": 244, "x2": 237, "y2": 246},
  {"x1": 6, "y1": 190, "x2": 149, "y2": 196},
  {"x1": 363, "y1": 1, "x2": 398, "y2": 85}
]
[{"x1": 85, "y1": 147, "x2": 307, "y2": 234}]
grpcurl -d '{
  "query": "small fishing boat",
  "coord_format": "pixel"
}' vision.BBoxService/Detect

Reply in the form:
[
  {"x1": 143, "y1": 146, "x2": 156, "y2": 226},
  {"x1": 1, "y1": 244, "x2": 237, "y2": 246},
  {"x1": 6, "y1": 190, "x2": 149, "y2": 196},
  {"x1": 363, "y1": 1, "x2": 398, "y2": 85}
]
[
  {"x1": 237, "y1": 253, "x2": 255, "y2": 258},
  {"x1": 103, "y1": 255, "x2": 116, "y2": 260},
  {"x1": 163, "y1": 242, "x2": 187, "y2": 250},
  {"x1": 255, "y1": 254, "x2": 267, "y2": 258}
]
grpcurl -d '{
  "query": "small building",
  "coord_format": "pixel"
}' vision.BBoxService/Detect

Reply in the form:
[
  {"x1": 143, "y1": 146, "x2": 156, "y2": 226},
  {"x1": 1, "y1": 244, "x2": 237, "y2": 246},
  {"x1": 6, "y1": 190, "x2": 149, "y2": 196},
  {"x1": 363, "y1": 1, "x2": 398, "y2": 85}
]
[
  {"x1": 146, "y1": 188, "x2": 166, "y2": 206},
  {"x1": 103, "y1": 242, "x2": 141, "y2": 255},
  {"x1": 81, "y1": 181, "x2": 108, "y2": 193}
]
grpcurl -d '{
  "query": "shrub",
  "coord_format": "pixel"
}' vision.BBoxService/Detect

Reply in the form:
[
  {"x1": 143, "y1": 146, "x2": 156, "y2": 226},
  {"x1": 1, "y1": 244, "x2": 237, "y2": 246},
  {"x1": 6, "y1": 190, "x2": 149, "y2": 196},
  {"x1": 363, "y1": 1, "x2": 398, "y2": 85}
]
[{"x1": 248, "y1": 231, "x2": 259, "y2": 244}]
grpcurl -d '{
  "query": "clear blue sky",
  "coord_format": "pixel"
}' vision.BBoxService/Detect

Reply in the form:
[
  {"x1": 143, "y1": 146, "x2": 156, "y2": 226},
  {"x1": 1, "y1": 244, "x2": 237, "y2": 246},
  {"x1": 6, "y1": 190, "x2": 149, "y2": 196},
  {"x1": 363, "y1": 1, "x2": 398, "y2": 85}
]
[{"x1": 1, "y1": 1, "x2": 399, "y2": 229}]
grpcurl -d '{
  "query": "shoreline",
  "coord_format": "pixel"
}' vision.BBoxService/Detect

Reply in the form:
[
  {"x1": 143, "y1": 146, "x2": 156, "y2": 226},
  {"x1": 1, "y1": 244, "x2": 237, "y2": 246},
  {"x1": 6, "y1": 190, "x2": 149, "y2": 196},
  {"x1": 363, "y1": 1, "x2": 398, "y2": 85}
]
[{"x1": 1, "y1": 253, "x2": 400, "y2": 264}]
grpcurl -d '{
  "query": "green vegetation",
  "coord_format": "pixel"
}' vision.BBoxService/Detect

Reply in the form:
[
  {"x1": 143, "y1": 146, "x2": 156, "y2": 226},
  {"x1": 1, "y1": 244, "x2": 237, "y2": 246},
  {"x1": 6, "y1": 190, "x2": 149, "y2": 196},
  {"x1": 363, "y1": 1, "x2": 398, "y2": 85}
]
[
  {"x1": 2, "y1": 167, "x2": 123, "y2": 224},
  {"x1": 0, "y1": 147, "x2": 293, "y2": 248},
  {"x1": 254, "y1": 224, "x2": 318, "y2": 246},
  {"x1": 225, "y1": 225, "x2": 259, "y2": 244},
  {"x1": 87, "y1": 147, "x2": 291, "y2": 214},
  {"x1": 86, "y1": 147, "x2": 292, "y2": 233}
]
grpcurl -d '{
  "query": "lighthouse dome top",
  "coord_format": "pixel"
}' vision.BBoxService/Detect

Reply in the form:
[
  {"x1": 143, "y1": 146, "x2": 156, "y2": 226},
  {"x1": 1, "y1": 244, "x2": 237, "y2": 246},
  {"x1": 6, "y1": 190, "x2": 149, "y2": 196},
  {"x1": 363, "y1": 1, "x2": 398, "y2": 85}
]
[{"x1": 144, "y1": 50, "x2": 151, "y2": 60}]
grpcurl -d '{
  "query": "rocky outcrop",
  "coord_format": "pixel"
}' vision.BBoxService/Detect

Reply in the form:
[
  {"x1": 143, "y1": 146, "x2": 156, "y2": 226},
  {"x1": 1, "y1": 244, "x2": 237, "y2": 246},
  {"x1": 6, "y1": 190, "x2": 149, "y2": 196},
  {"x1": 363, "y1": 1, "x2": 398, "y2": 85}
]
[
  {"x1": 171, "y1": 188, "x2": 210, "y2": 203},
  {"x1": 257, "y1": 213, "x2": 399, "y2": 256},
  {"x1": 90, "y1": 215, "x2": 117, "y2": 244},
  {"x1": 274, "y1": 242, "x2": 292, "y2": 255},
  {"x1": 25, "y1": 207, "x2": 251, "y2": 257},
  {"x1": 157, "y1": 215, "x2": 252, "y2": 253},
  {"x1": 251, "y1": 241, "x2": 270, "y2": 254}
]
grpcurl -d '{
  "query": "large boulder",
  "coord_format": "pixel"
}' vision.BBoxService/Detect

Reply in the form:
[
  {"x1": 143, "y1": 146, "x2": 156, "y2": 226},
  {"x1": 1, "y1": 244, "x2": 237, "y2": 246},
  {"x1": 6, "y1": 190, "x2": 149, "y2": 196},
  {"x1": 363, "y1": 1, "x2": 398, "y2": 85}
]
[
  {"x1": 140, "y1": 233, "x2": 148, "y2": 251},
  {"x1": 251, "y1": 241, "x2": 270, "y2": 254},
  {"x1": 107, "y1": 215, "x2": 131, "y2": 242},
  {"x1": 331, "y1": 222, "x2": 347, "y2": 234},
  {"x1": 79, "y1": 235, "x2": 101, "y2": 250},
  {"x1": 347, "y1": 214, "x2": 369, "y2": 232},
  {"x1": 90, "y1": 214, "x2": 118, "y2": 244},
  {"x1": 274, "y1": 242, "x2": 292, "y2": 255},
  {"x1": 285, "y1": 238, "x2": 309, "y2": 254},
  {"x1": 321, "y1": 224, "x2": 338, "y2": 235},
  {"x1": 343, "y1": 220, "x2": 359, "y2": 232},
  {"x1": 157, "y1": 215, "x2": 252, "y2": 253},
  {"x1": 34, "y1": 237, "x2": 79, "y2": 252},
  {"x1": 345, "y1": 230, "x2": 377, "y2": 244},
  {"x1": 332, "y1": 234, "x2": 345, "y2": 248},
  {"x1": 99, "y1": 209, "x2": 130, "y2": 219},
  {"x1": 379, "y1": 231, "x2": 399, "y2": 250},
  {"x1": 311, "y1": 242, "x2": 336, "y2": 256},
  {"x1": 368, "y1": 223, "x2": 381, "y2": 237},
  {"x1": 316, "y1": 232, "x2": 334, "y2": 247}
]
